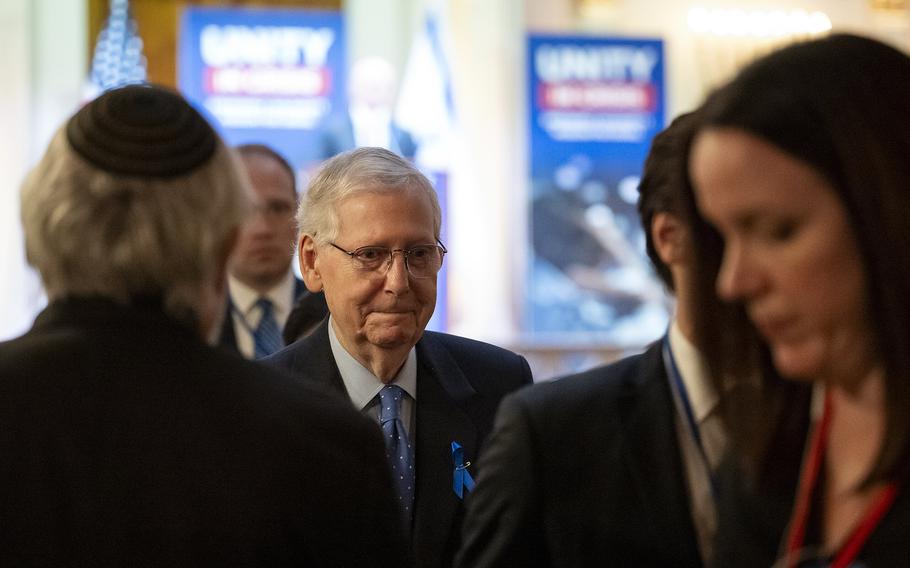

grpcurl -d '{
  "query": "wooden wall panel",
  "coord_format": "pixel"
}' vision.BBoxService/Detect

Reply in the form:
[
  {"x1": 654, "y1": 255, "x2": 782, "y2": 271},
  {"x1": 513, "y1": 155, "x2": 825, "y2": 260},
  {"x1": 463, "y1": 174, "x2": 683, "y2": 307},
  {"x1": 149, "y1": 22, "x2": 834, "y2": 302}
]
[{"x1": 88, "y1": 0, "x2": 341, "y2": 88}]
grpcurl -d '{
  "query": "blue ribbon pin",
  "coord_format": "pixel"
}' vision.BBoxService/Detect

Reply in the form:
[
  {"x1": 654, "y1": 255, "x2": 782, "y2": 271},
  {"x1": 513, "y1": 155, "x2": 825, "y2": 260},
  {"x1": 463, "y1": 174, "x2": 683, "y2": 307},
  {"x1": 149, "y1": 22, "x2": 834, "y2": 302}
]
[{"x1": 451, "y1": 441, "x2": 476, "y2": 499}]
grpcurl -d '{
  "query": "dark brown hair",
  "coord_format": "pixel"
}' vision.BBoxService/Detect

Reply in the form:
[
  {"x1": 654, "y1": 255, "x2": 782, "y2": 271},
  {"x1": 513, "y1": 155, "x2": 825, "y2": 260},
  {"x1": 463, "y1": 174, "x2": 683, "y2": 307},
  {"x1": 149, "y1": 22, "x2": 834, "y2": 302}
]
[
  {"x1": 682, "y1": 34, "x2": 910, "y2": 486},
  {"x1": 235, "y1": 143, "x2": 297, "y2": 200},
  {"x1": 637, "y1": 112, "x2": 697, "y2": 291}
]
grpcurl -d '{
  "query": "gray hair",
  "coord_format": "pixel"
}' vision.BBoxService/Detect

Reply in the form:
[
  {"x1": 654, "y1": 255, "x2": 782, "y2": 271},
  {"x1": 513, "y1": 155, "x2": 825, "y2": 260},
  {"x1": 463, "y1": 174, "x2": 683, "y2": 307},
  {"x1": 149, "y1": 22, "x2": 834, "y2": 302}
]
[
  {"x1": 20, "y1": 127, "x2": 252, "y2": 325},
  {"x1": 298, "y1": 147, "x2": 441, "y2": 245}
]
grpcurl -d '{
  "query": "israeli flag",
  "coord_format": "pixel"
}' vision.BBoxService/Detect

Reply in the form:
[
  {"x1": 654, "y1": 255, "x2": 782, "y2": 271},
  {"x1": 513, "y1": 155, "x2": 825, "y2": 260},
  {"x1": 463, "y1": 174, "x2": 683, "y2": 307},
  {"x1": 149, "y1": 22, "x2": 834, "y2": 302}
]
[{"x1": 394, "y1": 0, "x2": 456, "y2": 172}]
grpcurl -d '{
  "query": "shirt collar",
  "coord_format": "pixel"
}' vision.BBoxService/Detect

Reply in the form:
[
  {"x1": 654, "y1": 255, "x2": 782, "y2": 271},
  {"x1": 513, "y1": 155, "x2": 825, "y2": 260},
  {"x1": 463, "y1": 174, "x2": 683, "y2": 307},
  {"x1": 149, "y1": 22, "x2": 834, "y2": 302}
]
[
  {"x1": 327, "y1": 315, "x2": 417, "y2": 410},
  {"x1": 668, "y1": 319, "x2": 718, "y2": 423},
  {"x1": 227, "y1": 271, "x2": 296, "y2": 316}
]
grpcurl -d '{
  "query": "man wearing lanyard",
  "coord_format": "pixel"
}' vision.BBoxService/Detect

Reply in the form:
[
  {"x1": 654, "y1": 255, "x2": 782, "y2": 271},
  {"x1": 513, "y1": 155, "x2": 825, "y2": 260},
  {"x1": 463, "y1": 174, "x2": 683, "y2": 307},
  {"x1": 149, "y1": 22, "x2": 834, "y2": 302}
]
[
  {"x1": 217, "y1": 144, "x2": 327, "y2": 358},
  {"x1": 458, "y1": 113, "x2": 725, "y2": 567}
]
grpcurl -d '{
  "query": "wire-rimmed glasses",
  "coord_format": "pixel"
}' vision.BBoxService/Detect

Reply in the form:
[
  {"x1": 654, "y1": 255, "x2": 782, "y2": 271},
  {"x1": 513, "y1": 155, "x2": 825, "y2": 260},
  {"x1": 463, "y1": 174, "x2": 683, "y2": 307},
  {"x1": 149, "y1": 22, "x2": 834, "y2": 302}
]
[{"x1": 329, "y1": 240, "x2": 447, "y2": 279}]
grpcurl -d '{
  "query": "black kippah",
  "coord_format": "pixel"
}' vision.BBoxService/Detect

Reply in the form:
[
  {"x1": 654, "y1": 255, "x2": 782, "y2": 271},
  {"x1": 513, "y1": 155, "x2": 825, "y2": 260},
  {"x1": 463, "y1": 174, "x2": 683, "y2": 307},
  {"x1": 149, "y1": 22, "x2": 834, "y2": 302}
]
[{"x1": 66, "y1": 83, "x2": 217, "y2": 178}]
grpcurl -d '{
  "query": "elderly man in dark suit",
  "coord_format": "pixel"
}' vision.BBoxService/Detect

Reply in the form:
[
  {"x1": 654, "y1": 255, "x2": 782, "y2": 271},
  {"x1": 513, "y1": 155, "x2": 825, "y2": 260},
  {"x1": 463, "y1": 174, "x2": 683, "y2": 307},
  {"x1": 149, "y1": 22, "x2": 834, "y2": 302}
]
[
  {"x1": 0, "y1": 84, "x2": 409, "y2": 566},
  {"x1": 457, "y1": 113, "x2": 725, "y2": 567},
  {"x1": 266, "y1": 146, "x2": 532, "y2": 567}
]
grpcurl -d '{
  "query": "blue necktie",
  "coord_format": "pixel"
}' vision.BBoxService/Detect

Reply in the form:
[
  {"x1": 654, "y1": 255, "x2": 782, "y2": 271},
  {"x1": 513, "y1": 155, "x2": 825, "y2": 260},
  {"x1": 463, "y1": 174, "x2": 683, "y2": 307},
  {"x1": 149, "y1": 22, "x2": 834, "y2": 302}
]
[
  {"x1": 253, "y1": 298, "x2": 282, "y2": 358},
  {"x1": 379, "y1": 385, "x2": 415, "y2": 526}
]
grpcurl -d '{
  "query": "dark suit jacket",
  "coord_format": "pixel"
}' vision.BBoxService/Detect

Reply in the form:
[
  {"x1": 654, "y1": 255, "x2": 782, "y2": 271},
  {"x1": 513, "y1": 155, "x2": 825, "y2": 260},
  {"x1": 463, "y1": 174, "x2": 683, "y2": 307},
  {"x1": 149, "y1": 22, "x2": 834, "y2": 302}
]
[
  {"x1": 282, "y1": 288, "x2": 329, "y2": 344},
  {"x1": 217, "y1": 278, "x2": 327, "y2": 355},
  {"x1": 265, "y1": 320, "x2": 533, "y2": 568},
  {"x1": 318, "y1": 113, "x2": 417, "y2": 160},
  {"x1": 457, "y1": 342, "x2": 704, "y2": 568},
  {"x1": 0, "y1": 297, "x2": 409, "y2": 567}
]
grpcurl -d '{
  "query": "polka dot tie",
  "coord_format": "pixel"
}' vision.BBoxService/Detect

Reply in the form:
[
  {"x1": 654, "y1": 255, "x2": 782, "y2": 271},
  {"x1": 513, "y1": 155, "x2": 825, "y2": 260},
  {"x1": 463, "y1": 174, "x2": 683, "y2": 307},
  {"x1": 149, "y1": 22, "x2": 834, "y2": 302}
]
[{"x1": 379, "y1": 385, "x2": 415, "y2": 528}]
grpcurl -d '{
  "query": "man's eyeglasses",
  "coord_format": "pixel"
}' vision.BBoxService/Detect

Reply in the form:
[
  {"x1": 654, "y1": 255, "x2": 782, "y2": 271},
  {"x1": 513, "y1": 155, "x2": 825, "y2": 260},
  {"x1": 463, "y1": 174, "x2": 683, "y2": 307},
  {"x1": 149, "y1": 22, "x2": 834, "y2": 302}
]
[{"x1": 329, "y1": 240, "x2": 447, "y2": 279}]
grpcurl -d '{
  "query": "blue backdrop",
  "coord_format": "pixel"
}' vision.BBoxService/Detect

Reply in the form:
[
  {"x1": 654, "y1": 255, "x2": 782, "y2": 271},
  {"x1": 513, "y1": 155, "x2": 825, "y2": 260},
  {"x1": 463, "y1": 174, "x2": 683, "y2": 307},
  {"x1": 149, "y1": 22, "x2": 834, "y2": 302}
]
[
  {"x1": 178, "y1": 6, "x2": 345, "y2": 173},
  {"x1": 527, "y1": 34, "x2": 668, "y2": 346}
]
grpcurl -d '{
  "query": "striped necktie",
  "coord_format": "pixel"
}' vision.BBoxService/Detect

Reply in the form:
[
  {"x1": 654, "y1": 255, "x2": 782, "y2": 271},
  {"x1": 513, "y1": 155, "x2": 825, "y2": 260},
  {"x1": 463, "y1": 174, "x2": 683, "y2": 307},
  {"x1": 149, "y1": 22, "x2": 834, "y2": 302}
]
[{"x1": 253, "y1": 298, "x2": 282, "y2": 358}]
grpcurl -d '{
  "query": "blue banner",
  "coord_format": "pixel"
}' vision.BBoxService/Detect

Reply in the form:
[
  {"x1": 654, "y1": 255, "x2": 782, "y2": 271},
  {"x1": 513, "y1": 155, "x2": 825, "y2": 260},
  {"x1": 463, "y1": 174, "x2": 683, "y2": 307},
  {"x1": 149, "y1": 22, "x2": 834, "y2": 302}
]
[
  {"x1": 527, "y1": 34, "x2": 669, "y2": 345},
  {"x1": 178, "y1": 6, "x2": 345, "y2": 171}
]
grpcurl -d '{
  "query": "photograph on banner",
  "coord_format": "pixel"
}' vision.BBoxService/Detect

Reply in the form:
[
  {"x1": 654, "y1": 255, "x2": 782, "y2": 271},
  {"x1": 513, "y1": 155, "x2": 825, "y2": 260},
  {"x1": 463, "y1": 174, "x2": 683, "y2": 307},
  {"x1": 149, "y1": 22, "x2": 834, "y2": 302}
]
[
  {"x1": 527, "y1": 34, "x2": 668, "y2": 346},
  {"x1": 178, "y1": 6, "x2": 345, "y2": 177}
]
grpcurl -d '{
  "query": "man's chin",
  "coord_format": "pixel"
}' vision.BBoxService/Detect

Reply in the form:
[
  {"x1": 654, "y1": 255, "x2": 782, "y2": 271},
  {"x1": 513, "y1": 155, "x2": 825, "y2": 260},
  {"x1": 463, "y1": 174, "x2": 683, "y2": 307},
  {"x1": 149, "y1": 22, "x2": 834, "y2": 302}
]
[{"x1": 365, "y1": 326, "x2": 422, "y2": 350}]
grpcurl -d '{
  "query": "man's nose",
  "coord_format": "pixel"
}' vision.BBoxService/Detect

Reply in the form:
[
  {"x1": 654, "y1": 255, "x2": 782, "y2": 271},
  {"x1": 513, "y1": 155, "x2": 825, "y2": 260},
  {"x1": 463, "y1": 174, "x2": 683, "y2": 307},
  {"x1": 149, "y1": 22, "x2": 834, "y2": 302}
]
[
  {"x1": 383, "y1": 251, "x2": 411, "y2": 294},
  {"x1": 716, "y1": 242, "x2": 760, "y2": 301}
]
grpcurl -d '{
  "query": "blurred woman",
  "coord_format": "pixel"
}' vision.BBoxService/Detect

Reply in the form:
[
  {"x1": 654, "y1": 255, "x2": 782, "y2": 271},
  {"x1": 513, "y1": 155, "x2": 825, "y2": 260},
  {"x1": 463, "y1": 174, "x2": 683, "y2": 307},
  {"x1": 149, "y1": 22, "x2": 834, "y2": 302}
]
[{"x1": 682, "y1": 34, "x2": 910, "y2": 566}]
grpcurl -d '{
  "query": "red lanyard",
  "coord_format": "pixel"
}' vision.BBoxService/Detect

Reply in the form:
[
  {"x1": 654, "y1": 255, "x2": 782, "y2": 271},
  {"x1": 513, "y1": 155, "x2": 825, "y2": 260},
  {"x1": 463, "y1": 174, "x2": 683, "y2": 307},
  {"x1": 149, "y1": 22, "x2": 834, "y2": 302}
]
[{"x1": 782, "y1": 393, "x2": 899, "y2": 568}]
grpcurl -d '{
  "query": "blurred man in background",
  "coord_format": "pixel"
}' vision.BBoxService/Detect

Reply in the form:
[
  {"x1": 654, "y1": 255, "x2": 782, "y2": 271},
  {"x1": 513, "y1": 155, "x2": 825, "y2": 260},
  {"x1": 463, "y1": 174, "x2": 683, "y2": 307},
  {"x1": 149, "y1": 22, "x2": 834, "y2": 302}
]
[
  {"x1": 219, "y1": 143, "x2": 326, "y2": 358},
  {"x1": 458, "y1": 113, "x2": 723, "y2": 567}
]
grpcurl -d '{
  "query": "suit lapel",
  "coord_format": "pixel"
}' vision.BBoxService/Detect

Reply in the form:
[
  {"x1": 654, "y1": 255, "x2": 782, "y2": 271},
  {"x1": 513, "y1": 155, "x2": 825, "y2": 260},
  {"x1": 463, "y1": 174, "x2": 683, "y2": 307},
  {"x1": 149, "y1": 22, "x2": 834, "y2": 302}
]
[
  {"x1": 217, "y1": 302, "x2": 240, "y2": 354},
  {"x1": 286, "y1": 327, "x2": 480, "y2": 562},
  {"x1": 618, "y1": 341, "x2": 702, "y2": 563},
  {"x1": 288, "y1": 320, "x2": 348, "y2": 397},
  {"x1": 412, "y1": 333, "x2": 478, "y2": 564}
]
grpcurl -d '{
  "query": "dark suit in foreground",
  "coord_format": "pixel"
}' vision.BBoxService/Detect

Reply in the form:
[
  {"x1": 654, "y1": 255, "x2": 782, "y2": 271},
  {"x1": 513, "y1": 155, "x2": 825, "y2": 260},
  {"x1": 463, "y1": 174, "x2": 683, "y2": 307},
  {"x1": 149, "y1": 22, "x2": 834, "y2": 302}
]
[
  {"x1": 267, "y1": 319, "x2": 533, "y2": 568},
  {"x1": 457, "y1": 342, "x2": 703, "y2": 567},
  {"x1": 0, "y1": 298, "x2": 409, "y2": 567}
]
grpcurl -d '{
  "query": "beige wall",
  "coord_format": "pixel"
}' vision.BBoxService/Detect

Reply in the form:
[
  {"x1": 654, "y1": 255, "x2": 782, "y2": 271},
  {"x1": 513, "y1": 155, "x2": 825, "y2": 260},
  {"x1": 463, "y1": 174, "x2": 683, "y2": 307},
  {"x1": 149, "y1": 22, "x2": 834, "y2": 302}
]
[{"x1": 0, "y1": 0, "x2": 86, "y2": 340}]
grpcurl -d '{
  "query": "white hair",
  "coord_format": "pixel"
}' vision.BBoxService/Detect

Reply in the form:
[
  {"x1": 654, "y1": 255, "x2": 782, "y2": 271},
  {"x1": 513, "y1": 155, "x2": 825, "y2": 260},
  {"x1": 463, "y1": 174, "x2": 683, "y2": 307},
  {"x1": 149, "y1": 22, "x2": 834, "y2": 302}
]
[
  {"x1": 20, "y1": 127, "x2": 252, "y2": 326},
  {"x1": 298, "y1": 147, "x2": 441, "y2": 245}
]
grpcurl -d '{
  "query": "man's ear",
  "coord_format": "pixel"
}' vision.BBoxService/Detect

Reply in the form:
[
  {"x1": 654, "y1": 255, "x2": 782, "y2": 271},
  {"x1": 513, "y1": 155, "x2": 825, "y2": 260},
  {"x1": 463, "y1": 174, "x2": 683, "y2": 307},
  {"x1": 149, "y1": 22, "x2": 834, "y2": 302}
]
[
  {"x1": 298, "y1": 234, "x2": 323, "y2": 293},
  {"x1": 651, "y1": 212, "x2": 689, "y2": 266}
]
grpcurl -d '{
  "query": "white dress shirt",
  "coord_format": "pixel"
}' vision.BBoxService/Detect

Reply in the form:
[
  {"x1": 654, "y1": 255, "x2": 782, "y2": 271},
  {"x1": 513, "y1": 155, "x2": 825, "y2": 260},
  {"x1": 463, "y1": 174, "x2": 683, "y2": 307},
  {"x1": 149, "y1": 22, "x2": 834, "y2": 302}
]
[
  {"x1": 666, "y1": 320, "x2": 727, "y2": 564},
  {"x1": 349, "y1": 104, "x2": 394, "y2": 150},
  {"x1": 328, "y1": 316, "x2": 417, "y2": 436},
  {"x1": 227, "y1": 271, "x2": 296, "y2": 359}
]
